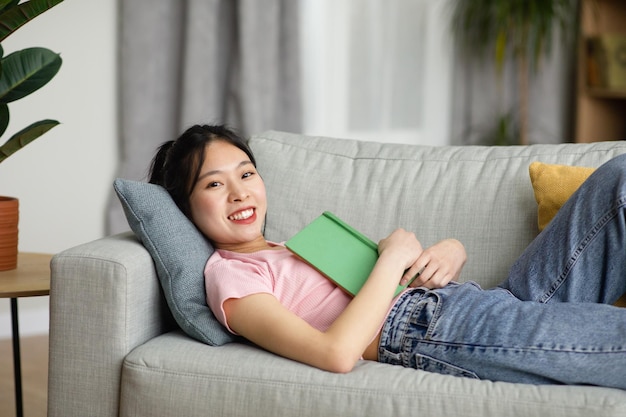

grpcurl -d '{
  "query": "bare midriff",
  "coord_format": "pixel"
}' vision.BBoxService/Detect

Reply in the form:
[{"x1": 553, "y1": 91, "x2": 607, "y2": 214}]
[{"x1": 362, "y1": 329, "x2": 382, "y2": 361}]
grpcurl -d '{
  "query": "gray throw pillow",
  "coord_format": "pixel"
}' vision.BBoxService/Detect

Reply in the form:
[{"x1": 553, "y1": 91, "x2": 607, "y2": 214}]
[{"x1": 113, "y1": 178, "x2": 237, "y2": 346}]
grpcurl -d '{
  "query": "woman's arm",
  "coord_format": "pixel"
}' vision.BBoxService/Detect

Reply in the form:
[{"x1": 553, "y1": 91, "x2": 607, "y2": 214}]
[{"x1": 224, "y1": 230, "x2": 461, "y2": 373}]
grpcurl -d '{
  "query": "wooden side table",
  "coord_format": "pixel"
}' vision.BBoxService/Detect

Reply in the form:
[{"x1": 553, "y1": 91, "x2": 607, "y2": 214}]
[{"x1": 0, "y1": 253, "x2": 52, "y2": 417}]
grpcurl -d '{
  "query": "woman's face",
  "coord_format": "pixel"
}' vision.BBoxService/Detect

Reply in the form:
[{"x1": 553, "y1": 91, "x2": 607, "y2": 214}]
[{"x1": 189, "y1": 140, "x2": 267, "y2": 252}]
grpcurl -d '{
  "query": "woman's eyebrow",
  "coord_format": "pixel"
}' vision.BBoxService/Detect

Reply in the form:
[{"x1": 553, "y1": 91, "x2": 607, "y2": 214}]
[{"x1": 198, "y1": 160, "x2": 253, "y2": 181}]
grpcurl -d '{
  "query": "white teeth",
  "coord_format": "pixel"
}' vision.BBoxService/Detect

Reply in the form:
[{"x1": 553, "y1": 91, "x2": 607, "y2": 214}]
[{"x1": 229, "y1": 209, "x2": 254, "y2": 220}]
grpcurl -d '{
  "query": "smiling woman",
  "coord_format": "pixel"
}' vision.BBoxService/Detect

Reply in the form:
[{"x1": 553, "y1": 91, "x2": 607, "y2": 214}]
[
  {"x1": 145, "y1": 123, "x2": 626, "y2": 387},
  {"x1": 188, "y1": 140, "x2": 269, "y2": 253}
]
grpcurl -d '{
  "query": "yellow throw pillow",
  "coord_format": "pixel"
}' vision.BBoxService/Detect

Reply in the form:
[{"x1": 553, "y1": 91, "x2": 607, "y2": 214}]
[{"x1": 529, "y1": 162, "x2": 596, "y2": 231}]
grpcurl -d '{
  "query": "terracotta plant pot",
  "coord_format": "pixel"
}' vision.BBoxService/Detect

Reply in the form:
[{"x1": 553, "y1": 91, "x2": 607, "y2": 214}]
[{"x1": 0, "y1": 196, "x2": 19, "y2": 271}]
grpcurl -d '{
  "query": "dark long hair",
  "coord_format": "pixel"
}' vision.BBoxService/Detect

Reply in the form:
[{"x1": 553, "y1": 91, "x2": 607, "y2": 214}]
[{"x1": 149, "y1": 124, "x2": 256, "y2": 219}]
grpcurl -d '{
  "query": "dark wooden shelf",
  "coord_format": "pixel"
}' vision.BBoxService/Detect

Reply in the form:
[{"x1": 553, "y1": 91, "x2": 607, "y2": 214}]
[{"x1": 576, "y1": 0, "x2": 626, "y2": 142}]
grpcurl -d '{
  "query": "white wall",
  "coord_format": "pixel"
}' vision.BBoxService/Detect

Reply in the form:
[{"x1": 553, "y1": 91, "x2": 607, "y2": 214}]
[{"x1": 0, "y1": 0, "x2": 118, "y2": 337}]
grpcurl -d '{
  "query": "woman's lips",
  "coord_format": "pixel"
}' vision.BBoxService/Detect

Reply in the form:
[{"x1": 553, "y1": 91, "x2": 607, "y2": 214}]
[{"x1": 228, "y1": 208, "x2": 256, "y2": 223}]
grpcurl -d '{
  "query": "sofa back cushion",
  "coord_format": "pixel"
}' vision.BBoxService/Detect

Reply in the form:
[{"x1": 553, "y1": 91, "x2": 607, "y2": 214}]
[{"x1": 251, "y1": 131, "x2": 626, "y2": 289}]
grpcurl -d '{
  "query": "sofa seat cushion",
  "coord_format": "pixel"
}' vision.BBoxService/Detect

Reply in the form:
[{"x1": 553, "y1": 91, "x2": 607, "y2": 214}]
[{"x1": 120, "y1": 331, "x2": 626, "y2": 417}]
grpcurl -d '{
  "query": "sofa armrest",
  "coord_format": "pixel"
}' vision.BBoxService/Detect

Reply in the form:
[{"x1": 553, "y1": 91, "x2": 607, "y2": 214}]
[{"x1": 48, "y1": 232, "x2": 174, "y2": 417}]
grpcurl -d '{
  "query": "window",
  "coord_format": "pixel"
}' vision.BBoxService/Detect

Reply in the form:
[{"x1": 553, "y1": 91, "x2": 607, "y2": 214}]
[{"x1": 300, "y1": 0, "x2": 453, "y2": 146}]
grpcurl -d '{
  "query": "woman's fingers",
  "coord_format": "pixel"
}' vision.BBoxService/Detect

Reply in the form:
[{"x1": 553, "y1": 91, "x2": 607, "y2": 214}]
[{"x1": 406, "y1": 239, "x2": 466, "y2": 289}]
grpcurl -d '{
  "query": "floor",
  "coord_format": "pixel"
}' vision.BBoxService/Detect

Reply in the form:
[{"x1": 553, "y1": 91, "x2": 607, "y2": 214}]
[{"x1": 0, "y1": 334, "x2": 48, "y2": 417}]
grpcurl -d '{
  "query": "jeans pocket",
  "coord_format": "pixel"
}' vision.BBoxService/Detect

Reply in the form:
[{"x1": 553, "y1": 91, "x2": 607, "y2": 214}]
[{"x1": 414, "y1": 353, "x2": 479, "y2": 379}]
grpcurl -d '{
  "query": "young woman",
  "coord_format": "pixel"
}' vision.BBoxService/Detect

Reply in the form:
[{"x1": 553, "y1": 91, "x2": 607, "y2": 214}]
[{"x1": 150, "y1": 124, "x2": 626, "y2": 389}]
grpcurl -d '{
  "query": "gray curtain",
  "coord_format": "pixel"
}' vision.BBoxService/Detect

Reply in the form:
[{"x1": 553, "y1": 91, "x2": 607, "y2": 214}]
[
  {"x1": 107, "y1": 0, "x2": 301, "y2": 234},
  {"x1": 449, "y1": 31, "x2": 577, "y2": 146}
]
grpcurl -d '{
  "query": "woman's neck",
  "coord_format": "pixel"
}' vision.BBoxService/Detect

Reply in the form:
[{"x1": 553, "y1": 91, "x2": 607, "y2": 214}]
[{"x1": 216, "y1": 236, "x2": 277, "y2": 253}]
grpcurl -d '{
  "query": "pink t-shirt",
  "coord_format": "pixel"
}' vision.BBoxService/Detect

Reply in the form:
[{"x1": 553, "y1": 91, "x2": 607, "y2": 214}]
[{"x1": 205, "y1": 243, "x2": 353, "y2": 335}]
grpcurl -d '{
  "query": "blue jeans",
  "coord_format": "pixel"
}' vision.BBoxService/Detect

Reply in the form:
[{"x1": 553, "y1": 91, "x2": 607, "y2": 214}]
[{"x1": 378, "y1": 154, "x2": 626, "y2": 388}]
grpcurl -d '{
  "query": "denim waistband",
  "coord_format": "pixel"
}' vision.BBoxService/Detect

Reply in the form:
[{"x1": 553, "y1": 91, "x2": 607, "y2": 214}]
[
  {"x1": 378, "y1": 286, "x2": 441, "y2": 362},
  {"x1": 380, "y1": 283, "x2": 475, "y2": 362}
]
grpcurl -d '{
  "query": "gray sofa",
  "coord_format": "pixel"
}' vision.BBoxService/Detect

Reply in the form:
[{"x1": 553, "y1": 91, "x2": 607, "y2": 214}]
[{"x1": 48, "y1": 130, "x2": 626, "y2": 417}]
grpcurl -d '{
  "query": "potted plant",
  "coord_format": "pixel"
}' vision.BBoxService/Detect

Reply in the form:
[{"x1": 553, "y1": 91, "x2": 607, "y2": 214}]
[
  {"x1": 0, "y1": 0, "x2": 64, "y2": 270},
  {"x1": 450, "y1": 0, "x2": 578, "y2": 145}
]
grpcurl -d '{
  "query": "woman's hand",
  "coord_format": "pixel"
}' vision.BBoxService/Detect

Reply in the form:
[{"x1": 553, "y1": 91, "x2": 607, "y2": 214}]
[
  {"x1": 377, "y1": 228, "x2": 424, "y2": 272},
  {"x1": 403, "y1": 239, "x2": 466, "y2": 289}
]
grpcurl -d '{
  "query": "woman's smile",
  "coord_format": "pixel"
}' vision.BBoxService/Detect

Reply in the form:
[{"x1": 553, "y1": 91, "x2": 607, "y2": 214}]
[{"x1": 228, "y1": 207, "x2": 256, "y2": 223}]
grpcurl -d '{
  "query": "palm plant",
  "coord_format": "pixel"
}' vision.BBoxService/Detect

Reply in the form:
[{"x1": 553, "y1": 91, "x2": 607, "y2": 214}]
[
  {"x1": 0, "y1": 0, "x2": 64, "y2": 163},
  {"x1": 450, "y1": 0, "x2": 578, "y2": 145}
]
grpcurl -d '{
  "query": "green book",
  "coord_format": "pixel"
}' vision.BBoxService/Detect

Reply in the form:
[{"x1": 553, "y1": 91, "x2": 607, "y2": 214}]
[{"x1": 285, "y1": 212, "x2": 407, "y2": 297}]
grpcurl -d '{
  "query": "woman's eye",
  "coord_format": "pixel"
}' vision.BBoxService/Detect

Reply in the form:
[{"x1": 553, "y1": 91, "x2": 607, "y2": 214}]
[
  {"x1": 207, "y1": 181, "x2": 221, "y2": 188},
  {"x1": 242, "y1": 171, "x2": 255, "y2": 179}
]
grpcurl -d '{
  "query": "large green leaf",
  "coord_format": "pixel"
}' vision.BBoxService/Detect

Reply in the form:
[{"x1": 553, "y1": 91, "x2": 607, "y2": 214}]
[
  {"x1": 0, "y1": 47, "x2": 62, "y2": 103},
  {"x1": 0, "y1": 1, "x2": 19, "y2": 16},
  {"x1": 0, "y1": 0, "x2": 65, "y2": 43},
  {"x1": 0, "y1": 103, "x2": 8, "y2": 137},
  {"x1": 0, "y1": 119, "x2": 58, "y2": 163}
]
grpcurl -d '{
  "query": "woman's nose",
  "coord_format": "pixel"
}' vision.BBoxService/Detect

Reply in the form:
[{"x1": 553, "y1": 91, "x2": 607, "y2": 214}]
[{"x1": 229, "y1": 185, "x2": 249, "y2": 202}]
